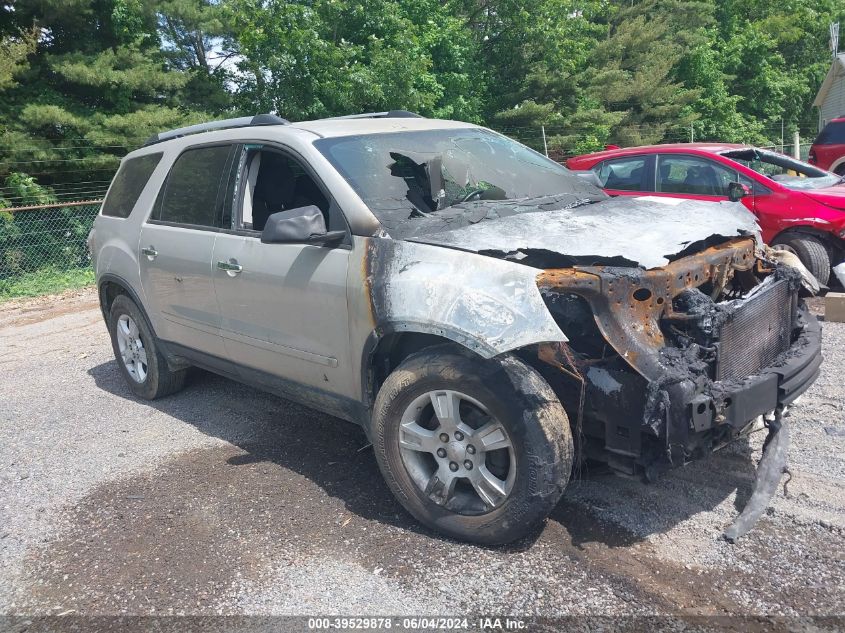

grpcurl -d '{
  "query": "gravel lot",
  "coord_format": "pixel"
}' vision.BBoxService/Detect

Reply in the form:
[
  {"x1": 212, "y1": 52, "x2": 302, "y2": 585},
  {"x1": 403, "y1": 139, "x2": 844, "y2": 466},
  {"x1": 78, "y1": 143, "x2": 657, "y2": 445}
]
[{"x1": 1, "y1": 288, "x2": 843, "y2": 621}]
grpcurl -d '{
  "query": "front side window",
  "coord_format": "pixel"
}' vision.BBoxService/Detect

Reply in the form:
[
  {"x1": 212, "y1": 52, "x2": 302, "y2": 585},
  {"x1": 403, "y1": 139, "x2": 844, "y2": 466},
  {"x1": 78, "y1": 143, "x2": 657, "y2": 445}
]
[
  {"x1": 237, "y1": 148, "x2": 330, "y2": 232},
  {"x1": 722, "y1": 148, "x2": 841, "y2": 191},
  {"x1": 656, "y1": 155, "x2": 737, "y2": 196},
  {"x1": 155, "y1": 145, "x2": 234, "y2": 227},
  {"x1": 102, "y1": 153, "x2": 162, "y2": 218},
  {"x1": 594, "y1": 156, "x2": 648, "y2": 191}
]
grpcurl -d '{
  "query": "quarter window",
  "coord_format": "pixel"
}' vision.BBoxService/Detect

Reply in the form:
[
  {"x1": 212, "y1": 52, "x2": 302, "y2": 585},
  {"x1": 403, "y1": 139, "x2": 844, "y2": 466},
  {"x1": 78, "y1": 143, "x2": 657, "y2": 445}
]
[
  {"x1": 101, "y1": 153, "x2": 162, "y2": 218},
  {"x1": 155, "y1": 145, "x2": 234, "y2": 227},
  {"x1": 656, "y1": 155, "x2": 737, "y2": 196},
  {"x1": 594, "y1": 156, "x2": 648, "y2": 191}
]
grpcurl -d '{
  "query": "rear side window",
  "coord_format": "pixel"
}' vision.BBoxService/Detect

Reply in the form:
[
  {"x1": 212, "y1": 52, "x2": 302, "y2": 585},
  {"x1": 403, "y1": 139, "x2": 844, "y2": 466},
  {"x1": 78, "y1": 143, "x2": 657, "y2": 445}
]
[
  {"x1": 155, "y1": 145, "x2": 234, "y2": 227},
  {"x1": 656, "y1": 155, "x2": 737, "y2": 196},
  {"x1": 594, "y1": 156, "x2": 648, "y2": 191},
  {"x1": 814, "y1": 121, "x2": 845, "y2": 145},
  {"x1": 101, "y1": 153, "x2": 162, "y2": 218}
]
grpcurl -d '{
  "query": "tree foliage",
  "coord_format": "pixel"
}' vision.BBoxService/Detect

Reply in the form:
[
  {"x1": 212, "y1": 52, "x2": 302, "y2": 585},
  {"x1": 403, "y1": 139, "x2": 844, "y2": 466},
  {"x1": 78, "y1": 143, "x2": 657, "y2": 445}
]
[{"x1": 0, "y1": 0, "x2": 843, "y2": 188}]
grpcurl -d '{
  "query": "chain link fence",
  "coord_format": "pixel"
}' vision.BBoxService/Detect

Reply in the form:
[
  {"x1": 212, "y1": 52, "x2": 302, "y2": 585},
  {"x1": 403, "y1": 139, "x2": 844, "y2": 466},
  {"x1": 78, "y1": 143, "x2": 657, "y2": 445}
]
[{"x1": 0, "y1": 200, "x2": 102, "y2": 300}]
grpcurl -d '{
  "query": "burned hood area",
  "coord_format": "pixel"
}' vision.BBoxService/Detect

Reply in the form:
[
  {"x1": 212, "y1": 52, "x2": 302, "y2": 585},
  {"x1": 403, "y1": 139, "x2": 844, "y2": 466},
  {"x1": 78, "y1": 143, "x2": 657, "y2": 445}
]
[
  {"x1": 364, "y1": 197, "x2": 820, "y2": 522},
  {"x1": 398, "y1": 194, "x2": 760, "y2": 270},
  {"x1": 348, "y1": 130, "x2": 821, "y2": 538}
]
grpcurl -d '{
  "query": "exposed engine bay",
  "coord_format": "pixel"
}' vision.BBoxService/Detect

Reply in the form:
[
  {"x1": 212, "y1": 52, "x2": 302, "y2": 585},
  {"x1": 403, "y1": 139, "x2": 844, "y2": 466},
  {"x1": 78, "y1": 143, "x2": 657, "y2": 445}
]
[{"x1": 533, "y1": 237, "x2": 821, "y2": 481}]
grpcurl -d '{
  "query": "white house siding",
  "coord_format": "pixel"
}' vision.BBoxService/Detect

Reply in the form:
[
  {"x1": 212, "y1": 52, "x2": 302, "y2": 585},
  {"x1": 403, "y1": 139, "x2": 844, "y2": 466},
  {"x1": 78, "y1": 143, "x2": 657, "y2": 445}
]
[{"x1": 817, "y1": 56, "x2": 845, "y2": 131}]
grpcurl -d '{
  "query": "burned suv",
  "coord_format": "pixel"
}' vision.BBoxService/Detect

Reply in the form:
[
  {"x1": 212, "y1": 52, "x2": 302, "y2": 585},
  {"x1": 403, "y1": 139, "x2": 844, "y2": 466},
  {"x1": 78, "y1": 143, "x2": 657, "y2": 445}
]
[{"x1": 89, "y1": 112, "x2": 822, "y2": 544}]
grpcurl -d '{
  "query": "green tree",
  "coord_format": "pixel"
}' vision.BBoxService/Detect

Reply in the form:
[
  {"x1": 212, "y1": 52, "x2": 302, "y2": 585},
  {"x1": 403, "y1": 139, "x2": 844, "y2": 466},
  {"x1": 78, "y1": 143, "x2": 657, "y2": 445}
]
[
  {"x1": 0, "y1": 0, "x2": 211, "y2": 187},
  {"x1": 576, "y1": 0, "x2": 711, "y2": 146},
  {"x1": 224, "y1": 0, "x2": 484, "y2": 121},
  {"x1": 156, "y1": 0, "x2": 234, "y2": 112},
  {"x1": 0, "y1": 27, "x2": 38, "y2": 90}
]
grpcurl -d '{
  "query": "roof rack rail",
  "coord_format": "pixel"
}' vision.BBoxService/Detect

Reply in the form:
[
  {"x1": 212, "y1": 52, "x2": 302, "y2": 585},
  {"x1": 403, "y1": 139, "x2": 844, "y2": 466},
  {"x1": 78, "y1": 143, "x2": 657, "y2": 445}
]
[
  {"x1": 143, "y1": 113, "x2": 290, "y2": 147},
  {"x1": 325, "y1": 110, "x2": 424, "y2": 120}
]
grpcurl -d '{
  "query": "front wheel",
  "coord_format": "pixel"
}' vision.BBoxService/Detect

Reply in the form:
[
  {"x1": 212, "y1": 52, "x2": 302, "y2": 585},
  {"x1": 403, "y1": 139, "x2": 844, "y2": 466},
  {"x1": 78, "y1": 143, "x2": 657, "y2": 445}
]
[
  {"x1": 772, "y1": 234, "x2": 831, "y2": 285},
  {"x1": 372, "y1": 348, "x2": 573, "y2": 544}
]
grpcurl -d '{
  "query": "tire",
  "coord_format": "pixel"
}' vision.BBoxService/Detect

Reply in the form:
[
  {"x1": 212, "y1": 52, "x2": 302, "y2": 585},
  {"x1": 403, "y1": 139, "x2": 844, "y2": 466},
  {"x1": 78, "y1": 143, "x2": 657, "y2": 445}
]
[
  {"x1": 833, "y1": 163, "x2": 845, "y2": 176},
  {"x1": 372, "y1": 347, "x2": 573, "y2": 545},
  {"x1": 772, "y1": 235, "x2": 831, "y2": 285},
  {"x1": 108, "y1": 294, "x2": 187, "y2": 400}
]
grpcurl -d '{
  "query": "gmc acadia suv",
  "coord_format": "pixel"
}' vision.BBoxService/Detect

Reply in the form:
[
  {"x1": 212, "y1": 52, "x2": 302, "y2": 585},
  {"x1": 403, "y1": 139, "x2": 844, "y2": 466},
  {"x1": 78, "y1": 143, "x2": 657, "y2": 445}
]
[{"x1": 89, "y1": 112, "x2": 822, "y2": 544}]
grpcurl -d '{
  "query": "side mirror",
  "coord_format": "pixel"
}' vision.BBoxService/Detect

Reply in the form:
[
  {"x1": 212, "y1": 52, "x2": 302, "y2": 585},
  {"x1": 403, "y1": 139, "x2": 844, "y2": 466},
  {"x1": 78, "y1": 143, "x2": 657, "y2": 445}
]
[
  {"x1": 261, "y1": 205, "x2": 345, "y2": 246},
  {"x1": 571, "y1": 170, "x2": 604, "y2": 189},
  {"x1": 728, "y1": 182, "x2": 752, "y2": 202}
]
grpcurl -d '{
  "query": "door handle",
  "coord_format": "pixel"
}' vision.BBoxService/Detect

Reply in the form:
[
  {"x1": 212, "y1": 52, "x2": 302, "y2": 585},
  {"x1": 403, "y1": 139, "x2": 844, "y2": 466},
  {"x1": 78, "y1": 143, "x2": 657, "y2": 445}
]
[
  {"x1": 217, "y1": 259, "x2": 243, "y2": 275},
  {"x1": 142, "y1": 246, "x2": 158, "y2": 260}
]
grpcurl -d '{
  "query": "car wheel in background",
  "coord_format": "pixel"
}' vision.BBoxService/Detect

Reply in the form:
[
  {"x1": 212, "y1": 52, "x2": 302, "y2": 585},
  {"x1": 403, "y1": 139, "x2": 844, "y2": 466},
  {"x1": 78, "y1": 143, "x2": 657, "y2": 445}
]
[
  {"x1": 772, "y1": 234, "x2": 831, "y2": 286},
  {"x1": 372, "y1": 347, "x2": 573, "y2": 544},
  {"x1": 108, "y1": 294, "x2": 187, "y2": 400}
]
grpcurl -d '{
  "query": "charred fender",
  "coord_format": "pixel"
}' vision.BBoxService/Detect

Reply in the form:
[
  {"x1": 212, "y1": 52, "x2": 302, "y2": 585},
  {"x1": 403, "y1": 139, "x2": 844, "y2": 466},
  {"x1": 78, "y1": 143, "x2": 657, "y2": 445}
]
[{"x1": 364, "y1": 238, "x2": 566, "y2": 358}]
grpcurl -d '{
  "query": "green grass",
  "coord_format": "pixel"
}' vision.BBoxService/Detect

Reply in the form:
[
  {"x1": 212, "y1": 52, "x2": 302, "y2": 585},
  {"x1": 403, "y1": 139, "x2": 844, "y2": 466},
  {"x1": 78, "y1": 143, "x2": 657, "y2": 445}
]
[{"x1": 0, "y1": 266, "x2": 95, "y2": 302}]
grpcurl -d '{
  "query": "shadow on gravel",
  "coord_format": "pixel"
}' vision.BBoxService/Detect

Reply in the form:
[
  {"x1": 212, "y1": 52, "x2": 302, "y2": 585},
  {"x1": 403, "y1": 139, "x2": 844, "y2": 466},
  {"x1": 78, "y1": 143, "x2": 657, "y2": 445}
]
[
  {"x1": 86, "y1": 361, "x2": 437, "y2": 538},
  {"x1": 87, "y1": 360, "x2": 758, "y2": 552}
]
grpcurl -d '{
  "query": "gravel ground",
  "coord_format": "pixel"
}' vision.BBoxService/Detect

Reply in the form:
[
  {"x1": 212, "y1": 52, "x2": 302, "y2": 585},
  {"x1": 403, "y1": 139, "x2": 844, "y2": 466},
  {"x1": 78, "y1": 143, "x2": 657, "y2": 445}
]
[{"x1": 1, "y1": 287, "x2": 843, "y2": 621}]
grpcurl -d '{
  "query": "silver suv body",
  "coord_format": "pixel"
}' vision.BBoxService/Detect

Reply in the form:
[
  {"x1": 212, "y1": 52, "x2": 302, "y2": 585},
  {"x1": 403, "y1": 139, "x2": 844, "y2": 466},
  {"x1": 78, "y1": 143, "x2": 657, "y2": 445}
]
[{"x1": 89, "y1": 113, "x2": 822, "y2": 544}]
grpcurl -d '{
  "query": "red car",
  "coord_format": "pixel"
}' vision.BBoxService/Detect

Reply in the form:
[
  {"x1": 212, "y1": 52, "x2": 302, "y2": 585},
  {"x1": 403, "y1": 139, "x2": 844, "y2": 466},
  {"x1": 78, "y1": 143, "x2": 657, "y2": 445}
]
[
  {"x1": 809, "y1": 117, "x2": 845, "y2": 175},
  {"x1": 567, "y1": 143, "x2": 845, "y2": 285}
]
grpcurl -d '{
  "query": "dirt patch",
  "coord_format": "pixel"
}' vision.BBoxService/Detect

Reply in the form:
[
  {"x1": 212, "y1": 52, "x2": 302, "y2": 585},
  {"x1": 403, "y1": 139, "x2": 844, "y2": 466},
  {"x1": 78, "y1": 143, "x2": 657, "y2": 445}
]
[{"x1": 0, "y1": 286, "x2": 98, "y2": 328}]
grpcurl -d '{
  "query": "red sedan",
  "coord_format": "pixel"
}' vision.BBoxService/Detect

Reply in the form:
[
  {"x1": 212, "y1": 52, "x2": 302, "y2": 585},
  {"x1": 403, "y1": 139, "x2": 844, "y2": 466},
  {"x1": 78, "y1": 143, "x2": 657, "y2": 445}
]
[{"x1": 567, "y1": 143, "x2": 845, "y2": 285}]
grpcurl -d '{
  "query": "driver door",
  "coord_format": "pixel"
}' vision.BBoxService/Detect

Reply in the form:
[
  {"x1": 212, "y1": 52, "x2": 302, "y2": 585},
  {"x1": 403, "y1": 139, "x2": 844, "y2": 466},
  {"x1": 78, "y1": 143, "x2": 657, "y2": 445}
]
[{"x1": 211, "y1": 145, "x2": 355, "y2": 408}]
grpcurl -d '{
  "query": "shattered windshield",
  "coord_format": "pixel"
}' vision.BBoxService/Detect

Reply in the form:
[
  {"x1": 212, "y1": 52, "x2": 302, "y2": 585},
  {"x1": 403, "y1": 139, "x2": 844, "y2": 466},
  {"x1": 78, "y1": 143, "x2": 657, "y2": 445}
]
[
  {"x1": 314, "y1": 128, "x2": 606, "y2": 236},
  {"x1": 722, "y1": 149, "x2": 842, "y2": 190}
]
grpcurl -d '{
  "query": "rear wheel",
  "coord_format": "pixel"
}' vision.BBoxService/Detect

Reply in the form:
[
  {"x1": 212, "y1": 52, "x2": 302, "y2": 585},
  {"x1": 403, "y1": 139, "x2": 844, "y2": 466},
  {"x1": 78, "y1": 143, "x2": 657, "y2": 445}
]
[
  {"x1": 372, "y1": 348, "x2": 573, "y2": 544},
  {"x1": 772, "y1": 234, "x2": 831, "y2": 285},
  {"x1": 833, "y1": 163, "x2": 845, "y2": 176},
  {"x1": 108, "y1": 294, "x2": 187, "y2": 400}
]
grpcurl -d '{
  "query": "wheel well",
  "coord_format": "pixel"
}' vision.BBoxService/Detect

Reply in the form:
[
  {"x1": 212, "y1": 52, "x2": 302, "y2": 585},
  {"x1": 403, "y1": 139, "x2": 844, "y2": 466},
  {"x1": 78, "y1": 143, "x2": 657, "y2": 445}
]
[
  {"x1": 98, "y1": 280, "x2": 129, "y2": 319},
  {"x1": 366, "y1": 332, "x2": 473, "y2": 406},
  {"x1": 364, "y1": 331, "x2": 560, "y2": 410},
  {"x1": 771, "y1": 227, "x2": 842, "y2": 258}
]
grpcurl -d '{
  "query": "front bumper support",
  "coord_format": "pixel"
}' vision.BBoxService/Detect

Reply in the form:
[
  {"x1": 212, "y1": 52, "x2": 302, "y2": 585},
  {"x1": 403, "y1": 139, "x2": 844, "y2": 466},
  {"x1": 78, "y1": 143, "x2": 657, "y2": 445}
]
[{"x1": 723, "y1": 410, "x2": 790, "y2": 542}]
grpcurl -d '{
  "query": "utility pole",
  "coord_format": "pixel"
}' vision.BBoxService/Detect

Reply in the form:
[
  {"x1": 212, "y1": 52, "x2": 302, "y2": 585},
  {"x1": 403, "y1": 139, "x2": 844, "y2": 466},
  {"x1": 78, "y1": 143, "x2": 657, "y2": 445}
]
[
  {"x1": 541, "y1": 125, "x2": 548, "y2": 157},
  {"x1": 793, "y1": 131, "x2": 801, "y2": 160},
  {"x1": 831, "y1": 22, "x2": 840, "y2": 59}
]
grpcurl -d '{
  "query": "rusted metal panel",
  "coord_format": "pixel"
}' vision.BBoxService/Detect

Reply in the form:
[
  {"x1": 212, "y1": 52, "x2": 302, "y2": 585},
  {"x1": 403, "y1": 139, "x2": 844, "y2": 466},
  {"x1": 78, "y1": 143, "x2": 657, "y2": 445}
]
[{"x1": 536, "y1": 237, "x2": 757, "y2": 380}]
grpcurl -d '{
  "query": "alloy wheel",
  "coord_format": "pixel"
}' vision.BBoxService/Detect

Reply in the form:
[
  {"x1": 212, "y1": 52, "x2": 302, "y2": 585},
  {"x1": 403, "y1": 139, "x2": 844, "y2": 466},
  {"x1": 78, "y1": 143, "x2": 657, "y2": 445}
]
[
  {"x1": 115, "y1": 314, "x2": 148, "y2": 383},
  {"x1": 398, "y1": 390, "x2": 516, "y2": 515}
]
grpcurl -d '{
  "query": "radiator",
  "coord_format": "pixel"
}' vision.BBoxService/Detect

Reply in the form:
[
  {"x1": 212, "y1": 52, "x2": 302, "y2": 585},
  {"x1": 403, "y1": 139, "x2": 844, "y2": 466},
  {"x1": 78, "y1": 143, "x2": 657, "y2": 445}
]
[{"x1": 716, "y1": 279, "x2": 797, "y2": 381}]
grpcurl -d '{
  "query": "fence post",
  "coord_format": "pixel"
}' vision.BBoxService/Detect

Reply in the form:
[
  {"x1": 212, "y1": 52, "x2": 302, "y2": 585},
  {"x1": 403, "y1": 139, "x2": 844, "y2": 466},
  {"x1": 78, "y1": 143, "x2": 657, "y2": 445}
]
[{"x1": 793, "y1": 131, "x2": 800, "y2": 160}]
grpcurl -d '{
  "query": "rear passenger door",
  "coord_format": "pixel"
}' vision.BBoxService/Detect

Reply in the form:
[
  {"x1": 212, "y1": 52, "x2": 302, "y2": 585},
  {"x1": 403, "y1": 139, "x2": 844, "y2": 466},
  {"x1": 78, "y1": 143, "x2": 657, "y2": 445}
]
[
  {"x1": 138, "y1": 144, "x2": 238, "y2": 360},
  {"x1": 593, "y1": 155, "x2": 653, "y2": 196}
]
